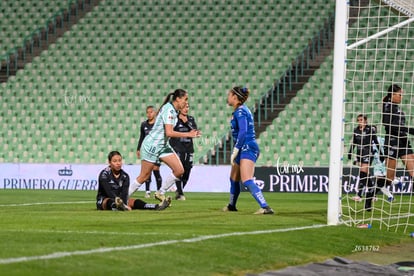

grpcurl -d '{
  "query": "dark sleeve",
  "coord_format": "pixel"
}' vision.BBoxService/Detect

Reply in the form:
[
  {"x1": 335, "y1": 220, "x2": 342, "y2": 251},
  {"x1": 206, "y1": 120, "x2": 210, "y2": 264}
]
[
  {"x1": 137, "y1": 122, "x2": 146, "y2": 151},
  {"x1": 382, "y1": 102, "x2": 391, "y2": 132},
  {"x1": 348, "y1": 143, "x2": 354, "y2": 155},
  {"x1": 188, "y1": 116, "x2": 198, "y2": 130},
  {"x1": 98, "y1": 171, "x2": 117, "y2": 199},
  {"x1": 370, "y1": 126, "x2": 381, "y2": 152},
  {"x1": 120, "y1": 173, "x2": 129, "y2": 203}
]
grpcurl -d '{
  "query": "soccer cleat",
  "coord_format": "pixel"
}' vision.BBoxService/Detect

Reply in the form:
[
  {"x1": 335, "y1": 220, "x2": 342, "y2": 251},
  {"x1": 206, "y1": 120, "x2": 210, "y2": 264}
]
[
  {"x1": 115, "y1": 197, "x2": 128, "y2": 211},
  {"x1": 156, "y1": 196, "x2": 172, "y2": 211},
  {"x1": 154, "y1": 191, "x2": 166, "y2": 202},
  {"x1": 145, "y1": 192, "x2": 151, "y2": 199},
  {"x1": 380, "y1": 187, "x2": 394, "y2": 202},
  {"x1": 391, "y1": 177, "x2": 403, "y2": 190},
  {"x1": 351, "y1": 196, "x2": 362, "y2": 202},
  {"x1": 176, "y1": 195, "x2": 186, "y2": 201},
  {"x1": 222, "y1": 204, "x2": 238, "y2": 212},
  {"x1": 254, "y1": 206, "x2": 274, "y2": 215}
]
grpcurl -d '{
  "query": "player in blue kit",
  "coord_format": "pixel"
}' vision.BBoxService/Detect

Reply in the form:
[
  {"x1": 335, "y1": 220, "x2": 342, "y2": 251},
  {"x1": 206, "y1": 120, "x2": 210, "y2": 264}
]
[{"x1": 223, "y1": 86, "x2": 274, "y2": 214}]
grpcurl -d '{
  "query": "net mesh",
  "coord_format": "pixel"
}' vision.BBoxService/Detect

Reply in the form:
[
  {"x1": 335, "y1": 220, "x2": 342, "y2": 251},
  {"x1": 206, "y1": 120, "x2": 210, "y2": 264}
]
[{"x1": 341, "y1": 0, "x2": 414, "y2": 232}]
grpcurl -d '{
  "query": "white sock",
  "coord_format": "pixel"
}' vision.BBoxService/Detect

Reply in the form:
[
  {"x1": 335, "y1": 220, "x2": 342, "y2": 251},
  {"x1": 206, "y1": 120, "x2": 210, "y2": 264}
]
[
  {"x1": 128, "y1": 179, "x2": 142, "y2": 197},
  {"x1": 159, "y1": 173, "x2": 179, "y2": 194}
]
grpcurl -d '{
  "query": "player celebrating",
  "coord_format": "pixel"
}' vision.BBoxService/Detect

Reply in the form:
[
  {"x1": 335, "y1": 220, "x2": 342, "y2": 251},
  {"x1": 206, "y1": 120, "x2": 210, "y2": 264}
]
[
  {"x1": 128, "y1": 89, "x2": 201, "y2": 201},
  {"x1": 347, "y1": 114, "x2": 382, "y2": 202},
  {"x1": 169, "y1": 103, "x2": 198, "y2": 200},
  {"x1": 96, "y1": 151, "x2": 171, "y2": 211},
  {"x1": 136, "y1": 105, "x2": 163, "y2": 198},
  {"x1": 223, "y1": 86, "x2": 274, "y2": 214}
]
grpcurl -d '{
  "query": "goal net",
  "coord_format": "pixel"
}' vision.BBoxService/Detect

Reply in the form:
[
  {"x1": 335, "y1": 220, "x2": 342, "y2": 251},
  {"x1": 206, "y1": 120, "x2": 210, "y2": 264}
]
[{"x1": 335, "y1": 0, "x2": 414, "y2": 232}]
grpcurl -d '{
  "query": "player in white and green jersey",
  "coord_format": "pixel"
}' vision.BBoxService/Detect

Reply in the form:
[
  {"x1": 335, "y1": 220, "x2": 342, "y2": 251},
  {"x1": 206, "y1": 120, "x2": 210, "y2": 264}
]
[
  {"x1": 140, "y1": 103, "x2": 178, "y2": 164},
  {"x1": 129, "y1": 89, "x2": 202, "y2": 202}
]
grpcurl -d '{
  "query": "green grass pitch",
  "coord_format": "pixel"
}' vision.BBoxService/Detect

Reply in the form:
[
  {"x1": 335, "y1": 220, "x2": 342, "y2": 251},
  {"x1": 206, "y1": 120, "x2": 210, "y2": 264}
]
[{"x1": 0, "y1": 190, "x2": 410, "y2": 275}]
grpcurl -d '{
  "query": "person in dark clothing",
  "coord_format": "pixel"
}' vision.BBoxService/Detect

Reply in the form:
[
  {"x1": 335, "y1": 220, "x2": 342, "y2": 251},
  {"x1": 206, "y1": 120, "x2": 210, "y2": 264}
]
[
  {"x1": 169, "y1": 103, "x2": 198, "y2": 200},
  {"x1": 136, "y1": 106, "x2": 163, "y2": 198},
  {"x1": 347, "y1": 114, "x2": 381, "y2": 202},
  {"x1": 96, "y1": 151, "x2": 171, "y2": 211},
  {"x1": 365, "y1": 84, "x2": 414, "y2": 211}
]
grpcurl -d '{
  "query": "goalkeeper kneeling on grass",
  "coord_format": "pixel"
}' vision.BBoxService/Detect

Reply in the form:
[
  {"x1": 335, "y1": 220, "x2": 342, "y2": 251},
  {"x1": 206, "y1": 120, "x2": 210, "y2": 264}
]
[{"x1": 96, "y1": 151, "x2": 171, "y2": 211}]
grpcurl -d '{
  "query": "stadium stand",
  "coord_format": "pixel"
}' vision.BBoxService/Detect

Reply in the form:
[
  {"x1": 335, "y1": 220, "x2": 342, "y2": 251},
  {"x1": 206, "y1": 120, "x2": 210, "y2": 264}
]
[
  {"x1": 0, "y1": 0, "x2": 335, "y2": 164},
  {"x1": 256, "y1": 55, "x2": 333, "y2": 166}
]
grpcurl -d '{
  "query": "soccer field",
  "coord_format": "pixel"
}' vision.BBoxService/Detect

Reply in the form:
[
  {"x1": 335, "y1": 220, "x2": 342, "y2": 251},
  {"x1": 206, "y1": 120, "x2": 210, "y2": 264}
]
[{"x1": 0, "y1": 190, "x2": 410, "y2": 275}]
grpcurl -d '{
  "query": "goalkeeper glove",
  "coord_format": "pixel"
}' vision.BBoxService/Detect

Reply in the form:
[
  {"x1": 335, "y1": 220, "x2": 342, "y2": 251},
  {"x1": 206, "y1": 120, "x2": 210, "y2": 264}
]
[{"x1": 230, "y1": 148, "x2": 239, "y2": 166}]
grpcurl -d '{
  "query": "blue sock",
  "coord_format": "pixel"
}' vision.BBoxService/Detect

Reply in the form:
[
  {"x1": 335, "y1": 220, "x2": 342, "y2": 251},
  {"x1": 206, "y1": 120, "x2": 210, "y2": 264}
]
[
  {"x1": 229, "y1": 178, "x2": 240, "y2": 207},
  {"x1": 244, "y1": 179, "x2": 268, "y2": 208}
]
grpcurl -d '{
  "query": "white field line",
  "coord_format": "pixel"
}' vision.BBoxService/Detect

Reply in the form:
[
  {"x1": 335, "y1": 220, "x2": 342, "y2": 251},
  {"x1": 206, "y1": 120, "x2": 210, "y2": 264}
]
[
  {"x1": 0, "y1": 224, "x2": 327, "y2": 265},
  {"x1": 0, "y1": 201, "x2": 94, "y2": 207}
]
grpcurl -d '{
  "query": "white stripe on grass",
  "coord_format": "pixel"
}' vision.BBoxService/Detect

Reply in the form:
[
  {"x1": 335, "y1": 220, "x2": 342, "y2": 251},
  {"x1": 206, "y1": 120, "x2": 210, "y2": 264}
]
[
  {"x1": 0, "y1": 224, "x2": 327, "y2": 265},
  {"x1": 0, "y1": 201, "x2": 94, "y2": 207}
]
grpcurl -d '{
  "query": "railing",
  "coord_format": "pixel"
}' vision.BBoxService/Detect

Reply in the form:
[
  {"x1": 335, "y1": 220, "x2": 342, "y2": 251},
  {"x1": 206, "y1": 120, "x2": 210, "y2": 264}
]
[
  {"x1": 199, "y1": 11, "x2": 335, "y2": 165},
  {"x1": 254, "y1": 11, "x2": 335, "y2": 127},
  {"x1": 0, "y1": 0, "x2": 91, "y2": 79}
]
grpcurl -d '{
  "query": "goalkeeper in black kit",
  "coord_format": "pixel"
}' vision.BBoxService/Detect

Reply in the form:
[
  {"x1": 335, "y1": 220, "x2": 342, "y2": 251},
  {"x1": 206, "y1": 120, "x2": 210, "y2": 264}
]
[
  {"x1": 348, "y1": 114, "x2": 382, "y2": 203},
  {"x1": 169, "y1": 103, "x2": 197, "y2": 200},
  {"x1": 96, "y1": 151, "x2": 171, "y2": 211},
  {"x1": 365, "y1": 84, "x2": 414, "y2": 211}
]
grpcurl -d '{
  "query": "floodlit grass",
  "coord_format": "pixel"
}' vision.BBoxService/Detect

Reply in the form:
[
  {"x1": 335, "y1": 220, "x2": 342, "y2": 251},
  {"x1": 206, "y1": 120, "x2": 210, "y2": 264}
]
[{"x1": 0, "y1": 190, "x2": 410, "y2": 275}]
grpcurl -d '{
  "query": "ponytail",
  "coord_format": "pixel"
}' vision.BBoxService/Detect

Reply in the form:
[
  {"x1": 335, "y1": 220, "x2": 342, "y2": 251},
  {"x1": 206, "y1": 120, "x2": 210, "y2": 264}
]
[
  {"x1": 159, "y1": 89, "x2": 188, "y2": 112},
  {"x1": 160, "y1": 92, "x2": 175, "y2": 108}
]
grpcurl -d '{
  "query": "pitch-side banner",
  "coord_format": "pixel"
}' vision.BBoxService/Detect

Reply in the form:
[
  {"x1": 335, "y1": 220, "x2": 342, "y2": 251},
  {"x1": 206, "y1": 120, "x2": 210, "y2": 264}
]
[
  {"x1": 0, "y1": 164, "x2": 231, "y2": 192},
  {"x1": 2, "y1": 163, "x2": 409, "y2": 193},
  {"x1": 0, "y1": 163, "x2": 330, "y2": 192}
]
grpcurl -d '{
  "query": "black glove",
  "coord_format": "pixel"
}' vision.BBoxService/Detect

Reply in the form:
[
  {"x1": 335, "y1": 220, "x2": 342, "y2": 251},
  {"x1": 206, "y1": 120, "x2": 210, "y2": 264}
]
[
  {"x1": 379, "y1": 155, "x2": 385, "y2": 162},
  {"x1": 348, "y1": 153, "x2": 352, "y2": 160}
]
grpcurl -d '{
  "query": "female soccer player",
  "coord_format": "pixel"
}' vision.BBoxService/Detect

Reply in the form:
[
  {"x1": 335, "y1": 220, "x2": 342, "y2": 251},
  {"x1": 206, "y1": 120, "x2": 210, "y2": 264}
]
[
  {"x1": 365, "y1": 84, "x2": 414, "y2": 210},
  {"x1": 169, "y1": 103, "x2": 198, "y2": 200},
  {"x1": 223, "y1": 86, "x2": 274, "y2": 214},
  {"x1": 347, "y1": 114, "x2": 381, "y2": 202},
  {"x1": 129, "y1": 89, "x2": 201, "y2": 201},
  {"x1": 136, "y1": 105, "x2": 163, "y2": 198},
  {"x1": 96, "y1": 151, "x2": 171, "y2": 211}
]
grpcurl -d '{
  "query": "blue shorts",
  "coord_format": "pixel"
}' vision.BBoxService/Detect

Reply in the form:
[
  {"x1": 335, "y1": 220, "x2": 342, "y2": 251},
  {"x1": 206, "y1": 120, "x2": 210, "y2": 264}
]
[{"x1": 234, "y1": 141, "x2": 260, "y2": 165}]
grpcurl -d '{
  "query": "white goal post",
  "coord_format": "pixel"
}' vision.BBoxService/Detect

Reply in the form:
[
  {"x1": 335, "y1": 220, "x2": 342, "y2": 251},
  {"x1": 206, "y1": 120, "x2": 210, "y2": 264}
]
[{"x1": 328, "y1": 0, "x2": 414, "y2": 232}]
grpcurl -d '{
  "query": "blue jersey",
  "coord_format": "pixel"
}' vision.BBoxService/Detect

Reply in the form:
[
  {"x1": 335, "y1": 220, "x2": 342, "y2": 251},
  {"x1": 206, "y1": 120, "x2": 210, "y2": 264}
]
[{"x1": 231, "y1": 105, "x2": 257, "y2": 149}]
